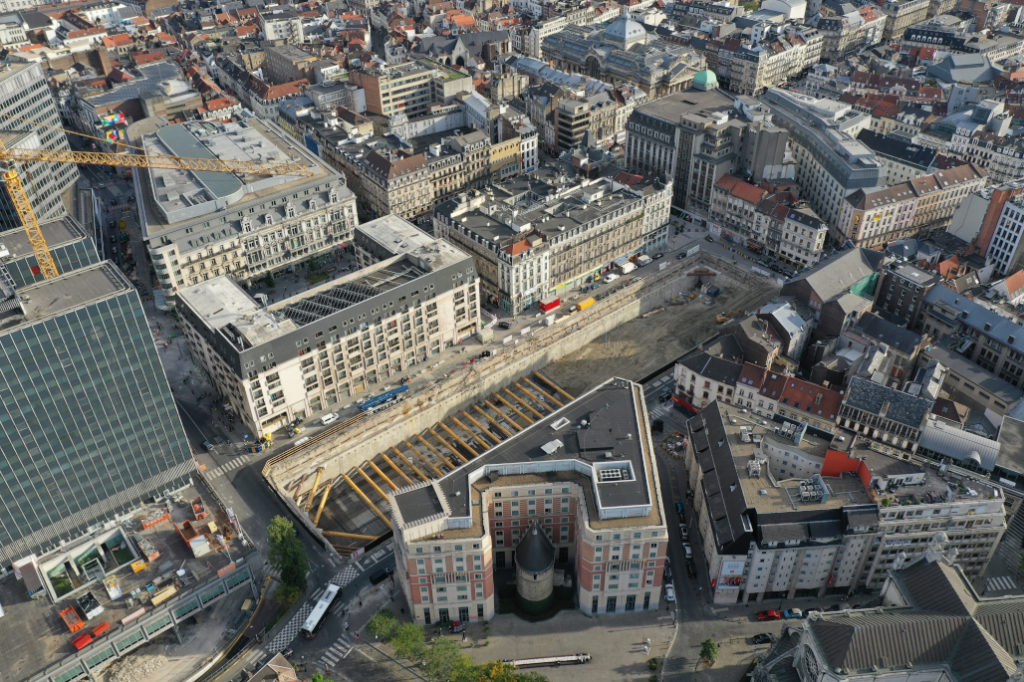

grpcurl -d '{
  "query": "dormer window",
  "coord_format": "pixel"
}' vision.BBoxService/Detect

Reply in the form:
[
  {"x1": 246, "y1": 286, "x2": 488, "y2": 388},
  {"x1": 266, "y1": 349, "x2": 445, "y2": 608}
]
[{"x1": 265, "y1": 213, "x2": 274, "y2": 225}]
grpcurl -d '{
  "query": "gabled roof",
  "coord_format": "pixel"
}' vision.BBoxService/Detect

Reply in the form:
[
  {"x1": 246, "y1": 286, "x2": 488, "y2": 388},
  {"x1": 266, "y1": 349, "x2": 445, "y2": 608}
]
[
  {"x1": 779, "y1": 377, "x2": 841, "y2": 421},
  {"x1": 678, "y1": 349, "x2": 743, "y2": 386},
  {"x1": 784, "y1": 249, "x2": 884, "y2": 305}
]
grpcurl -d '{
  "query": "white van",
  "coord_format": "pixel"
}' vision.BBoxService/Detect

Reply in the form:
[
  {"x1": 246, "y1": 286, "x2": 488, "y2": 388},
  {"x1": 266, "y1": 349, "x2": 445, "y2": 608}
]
[
  {"x1": 320, "y1": 412, "x2": 339, "y2": 425},
  {"x1": 294, "y1": 436, "x2": 311, "y2": 446}
]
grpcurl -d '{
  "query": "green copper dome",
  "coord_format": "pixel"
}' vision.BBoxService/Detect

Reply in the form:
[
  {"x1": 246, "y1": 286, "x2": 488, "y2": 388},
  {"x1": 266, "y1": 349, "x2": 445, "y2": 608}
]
[{"x1": 693, "y1": 69, "x2": 719, "y2": 91}]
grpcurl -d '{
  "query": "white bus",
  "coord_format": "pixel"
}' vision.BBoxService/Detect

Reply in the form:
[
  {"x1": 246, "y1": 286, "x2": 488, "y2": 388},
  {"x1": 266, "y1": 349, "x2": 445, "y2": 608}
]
[{"x1": 300, "y1": 583, "x2": 342, "y2": 639}]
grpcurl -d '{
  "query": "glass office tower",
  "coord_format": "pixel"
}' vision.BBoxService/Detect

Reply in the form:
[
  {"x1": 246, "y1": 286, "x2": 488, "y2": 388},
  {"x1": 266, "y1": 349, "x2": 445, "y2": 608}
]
[{"x1": 0, "y1": 261, "x2": 194, "y2": 566}]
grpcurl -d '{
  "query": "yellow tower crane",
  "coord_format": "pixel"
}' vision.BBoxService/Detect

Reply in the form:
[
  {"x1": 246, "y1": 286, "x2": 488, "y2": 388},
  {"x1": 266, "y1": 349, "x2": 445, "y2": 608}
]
[{"x1": 0, "y1": 134, "x2": 315, "y2": 279}]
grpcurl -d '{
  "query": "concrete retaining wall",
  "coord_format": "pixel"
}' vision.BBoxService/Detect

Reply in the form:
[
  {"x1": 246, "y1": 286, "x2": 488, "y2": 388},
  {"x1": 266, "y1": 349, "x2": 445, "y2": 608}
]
[{"x1": 267, "y1": 252, "x2": 758, "y2": 503}]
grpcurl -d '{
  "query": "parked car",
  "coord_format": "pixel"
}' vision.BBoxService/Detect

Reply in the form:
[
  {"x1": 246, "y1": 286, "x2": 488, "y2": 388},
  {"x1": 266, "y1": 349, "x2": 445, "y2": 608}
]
[
  {"x1": 705, "y1": 235, "x2": 714, "y2": 242},
  {"x1": 664, "y1": 562, "x2": 672, "y2": 582},
  {"x1": 686, "y1": 560, "x2": 697, "y2": 579},
  {"x1": 679, "y1": 524, "x2": 689, "y2": 541},
  {"x1": 682, "y1": 542, "x2": 693, "y2": 560},
  {"x1": 499, "y1": 321, "x2": 513, "y2": 329},
  {"x1": 653, "y1": 252, "x2": 664, "y2": 259},
  {"x1": 449, "y1": 620, "x2": 467, "y2": 633},
  {"x1": 675, "y1": 501, "x2": 684, "y2": 516},
  {"x1": 676, "y1": 253, "x2": 686, "y2": 260},
  {"x1": 664, "y1": 584, "x2": 676, "y2": 603},
  {"x1": 479, "y1": 350, "x2": 493, "y2": 358},
  {"x1": 783, "y1": 609, "x2": 803, "y2": 619},
  {"x1": 604, "y1": 273, "x2": 619, "y2": 283},
  {"x1": 757, "y1": 610, "x2": 783, "y2": 621},
  {"x1": 751, "y1": 633, "x2": 773, "y2": 645},
  {"x1": 320, "y1": 412, "x2": 339, "y2": 425}
]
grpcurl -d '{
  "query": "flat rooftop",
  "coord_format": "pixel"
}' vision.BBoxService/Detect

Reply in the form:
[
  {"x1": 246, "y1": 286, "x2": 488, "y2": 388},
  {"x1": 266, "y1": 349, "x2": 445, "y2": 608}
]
[
  {"x1": 393, "y1": 378, "x2": 661, "y2": 533},
  {"x1": 177, "y1": 216, "x2": 470, "y2": 350},
  {"x1": 0, "y1": 262, "x2": 129, "y2": 332},
  {"x1": 0, "y1": 217, "x2": 88, "y2": 263},
  {"x1": 634, "y1": 87, "x2": 734, "y2": 122},
  {"x1": 139, "y1": 117, "x2": 335, "y2": 235}
]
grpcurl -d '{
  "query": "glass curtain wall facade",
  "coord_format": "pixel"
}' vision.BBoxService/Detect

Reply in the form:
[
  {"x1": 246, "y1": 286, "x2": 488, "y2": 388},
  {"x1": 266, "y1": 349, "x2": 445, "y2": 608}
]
[{"x1": 0, "y1": 269, "x2": 194, "y2": 565}]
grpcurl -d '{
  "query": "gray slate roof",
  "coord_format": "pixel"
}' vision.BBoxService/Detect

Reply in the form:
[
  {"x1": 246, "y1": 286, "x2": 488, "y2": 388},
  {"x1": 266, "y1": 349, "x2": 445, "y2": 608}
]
[
  {"x1": 785, "y1": 248, "x2": 884, "y2": 304},
  {"x1": 515, "y1": 526, "x2": 555, "y2": 573},
  {"x1": 843, "y1": 377, "x2": 933, "y2": 429},
  {"x1": 678, "y1": 349, "x2": 743, "y2": 385},
  {"x1": 855, "y1": 312, "x2": 921, "y2": 355},
  {"x1": 803, "y1": 557, "x2": 1021, "y2": 681}
]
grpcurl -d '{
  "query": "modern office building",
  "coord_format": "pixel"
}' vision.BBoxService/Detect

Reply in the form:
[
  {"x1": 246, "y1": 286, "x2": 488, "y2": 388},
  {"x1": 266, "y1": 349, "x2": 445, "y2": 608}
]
[
  {"x1": 176, "y1": 216, "x2": 480, "y2": 436},
  {"x1": 0, "y1": 259, "x2": 194, "y2": 566},
  {"x1": 134, "y1": 117, "x2": 356, "y2": 295},
  {"x1": 390, "y1": 377, "x2": 670, "y2": 624},
  {"x1": 0, "y1": 61, "x2": 79, "y2": 230},
  {"x1": 0, "y1": 215, "x2": 99, "y2": 287},
  {"x1": 684, "y1": 402, "x2": 1005, "y2": 605},
  {"x1": 626, "y1": 85, "x2": 789, "y2": 212},
  {"x1": 761, "y1": 88, "x2": 881, "y2": 236},
  {"x1": 434, "y1": 167, "x2": 671, "y2": 314}
]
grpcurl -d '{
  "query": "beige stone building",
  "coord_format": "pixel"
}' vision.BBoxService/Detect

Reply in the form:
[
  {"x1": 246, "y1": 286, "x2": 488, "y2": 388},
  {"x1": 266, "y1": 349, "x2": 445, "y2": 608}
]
[
  {"x1": 434, "y1": 169, "x2": 671, "y2": 313},
  {"x1": 135, "y1": 118, "x2": 357, "y2": 294},
  {"x1": 721, "y1": 26, "x2": 823, "y2": 96},
  {"x1": 176, "y1": 216, "x2": 480, "y2": 436},
  {"x1": 836, "y1": 164, "x2": 986, "y2": 248},
  {"x1": 350, "y1": 61, "x2": 436, "y2": 118}
]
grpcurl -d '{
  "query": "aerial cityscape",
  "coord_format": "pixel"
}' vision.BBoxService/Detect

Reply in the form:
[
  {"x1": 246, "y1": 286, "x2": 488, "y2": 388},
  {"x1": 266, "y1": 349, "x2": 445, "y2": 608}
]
[{"x1": 1, "y1": 0, "x2": 1024, "y2": 680}]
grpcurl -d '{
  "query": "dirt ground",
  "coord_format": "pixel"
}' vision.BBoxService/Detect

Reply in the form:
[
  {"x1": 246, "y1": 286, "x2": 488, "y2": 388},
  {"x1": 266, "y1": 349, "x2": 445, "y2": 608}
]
[
  {"x1": 544, "y1": 277, "x2": 779, "y2": 396},
  {"x1": 99, "y1": 587, "x2": 251, "y2": 682}
]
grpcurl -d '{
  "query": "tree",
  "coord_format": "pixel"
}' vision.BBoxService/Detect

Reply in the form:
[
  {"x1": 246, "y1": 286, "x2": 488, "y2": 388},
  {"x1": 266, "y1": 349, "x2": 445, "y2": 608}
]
[
  {"x1": 423, "y1": 637, "x2": 469, "y2": 681},
  {"x1": 367, "y1": 609, "x2": 399, "y2": 641},
  {"x1": 311, "y1": 675, "x2": 334, "y2": 682},
  {"x1": 267, "y1": 515, "x2": 309, "y2": 591},
  {"x1": 391, "y1": 622, "x2": 427, "y2": 662},
  {"x1": 700, "y1": 638, "x2": 720, "y2": 667}
]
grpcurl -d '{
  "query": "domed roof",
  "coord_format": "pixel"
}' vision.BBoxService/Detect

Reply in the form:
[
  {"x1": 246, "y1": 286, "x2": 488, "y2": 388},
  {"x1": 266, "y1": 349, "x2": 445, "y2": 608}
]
[
  {"x1": 604, "y1": 16, "x2": 647, "y2": 48},
  {"x1": 515, "y1": 526, "x2": 555, "y2": 573},
  {"x1": 693, "y1": 69, "x2": 719, "y2": 91}
]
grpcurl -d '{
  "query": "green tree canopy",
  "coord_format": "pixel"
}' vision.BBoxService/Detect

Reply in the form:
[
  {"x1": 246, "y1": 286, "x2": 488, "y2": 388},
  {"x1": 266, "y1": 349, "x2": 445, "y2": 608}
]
[
  {"x1": 367, "y1": 609, "x2": 400, "y2": 641},
  {"x1": 391, "y1": 622, "x2": 428, "y2": 662},
  {"x1": 267, "y1": 515, "x2": 309, "y2": 591},
  {"x1": 700, "y1": 637, "x2": 720, "y2": 666}
]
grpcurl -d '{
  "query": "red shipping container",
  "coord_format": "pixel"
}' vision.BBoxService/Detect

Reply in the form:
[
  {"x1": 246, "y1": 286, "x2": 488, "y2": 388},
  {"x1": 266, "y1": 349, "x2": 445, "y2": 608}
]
[
  {"x1": 71, "y1": 633, "x2": 93, "y2": 651},
  {"x1": 539, "y1": 297, "x2": 560, "y2": 313}
]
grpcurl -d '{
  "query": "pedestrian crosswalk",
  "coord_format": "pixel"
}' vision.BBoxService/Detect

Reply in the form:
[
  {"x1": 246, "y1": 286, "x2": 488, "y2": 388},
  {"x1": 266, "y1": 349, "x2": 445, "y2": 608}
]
[
  {"x1": 265, "y1": 557, "x2": 364, "y2": 651},
  {"x1": 317, "y1": 633, "x2": 355, "y2": 669},
  {"x1": 208, "y1": 455, "x2": 253, "y2": 479},
  {"x1": 648, "y1": 403, "x2": 673, "y2": 420},
  {"x1": 986, "y1": 575, "x2": 1019, "y2": 594}
]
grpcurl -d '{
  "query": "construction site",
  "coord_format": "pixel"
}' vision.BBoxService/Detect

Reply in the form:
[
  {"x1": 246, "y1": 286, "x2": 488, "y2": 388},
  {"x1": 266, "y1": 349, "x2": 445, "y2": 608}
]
[{"x1": 262, "y1": 250, "x2": 780, "y2": 559}]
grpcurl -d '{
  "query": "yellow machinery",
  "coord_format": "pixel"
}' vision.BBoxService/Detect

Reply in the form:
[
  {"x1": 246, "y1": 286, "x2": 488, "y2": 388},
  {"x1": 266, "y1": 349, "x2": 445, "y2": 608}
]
[{"x1": 0, "y1": 131, "x2": 314, "y2": 279}]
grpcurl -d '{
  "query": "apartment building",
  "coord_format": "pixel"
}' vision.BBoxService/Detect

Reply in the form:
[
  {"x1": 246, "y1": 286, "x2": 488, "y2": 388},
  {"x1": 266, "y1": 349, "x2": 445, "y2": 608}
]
[
  {"x1": 872, "y1": 261, "x2": 940, "y2": 326},
  {"x1": 814, "y1": 6, "x2": 885, "y2": 61},
  {"x1": 434, "y1": 170, "x2": 671, "y2": 313},
  {"x1": 350, "y1": 61, "x2": 435, "y2": 118},
  {"x1": 835, "y1": 164, "x2": 986, "y2": 248},
  {"x1": 176, "y1": 216, "x2": 479, "y2": 436},
  {"x1": 262, "y1": 44, "x2": 318, "y2": 85},
  {"x1": 878, "y1": 0, "x2": 931, "y2": 41},
  {"x1": 711, "y1": 178, "x2": 828, "y2": 267},
  {"x1": 684, "y1": 402, "x2": 1005, "y2": 605},
  {"x1": 390, "y1": 378, "x2": 669, "y2": 624},
  {"x1": 780, "y1": 248, "x2": 884, "y2": 338},
  {"x1": 626, "y1": 86, "x2": 788, "y2": 212},
  {"x1": 982, "y1": 196, "x2": 1024, "y2": 276},
  {"x1": 713, "y1": 25, "x2": 823, "y2": 96},
  {"x1": 260, "y1": 8, "x2": 304, "y2": 44},
  {"x1": 135, "y1": 118, "x2": 356, "y2": 295},
  {"x1": 324, "y1": 130, "x2": 521, "y2": 221},
  {"x1": 917, "y1": 285, "x2": 1024, "y2": 395}
]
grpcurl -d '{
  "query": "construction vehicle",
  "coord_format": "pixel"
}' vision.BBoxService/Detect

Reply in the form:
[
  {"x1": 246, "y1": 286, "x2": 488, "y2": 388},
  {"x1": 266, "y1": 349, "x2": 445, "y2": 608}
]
[
  {"x1": 716, "y1": 313, "x2": 731, "y2": 324},
  {"x1": 0, "y1": 118, "x2": 312, "y2": 280}
]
